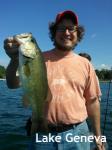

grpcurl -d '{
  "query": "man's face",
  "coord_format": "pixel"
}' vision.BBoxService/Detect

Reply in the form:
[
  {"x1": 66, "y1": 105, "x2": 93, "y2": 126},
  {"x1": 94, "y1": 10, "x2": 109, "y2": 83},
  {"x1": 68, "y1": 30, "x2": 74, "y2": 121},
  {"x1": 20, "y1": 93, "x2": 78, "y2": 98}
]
[{"x1": 54, "y1": 19, "x2": 78, "y2": 51}]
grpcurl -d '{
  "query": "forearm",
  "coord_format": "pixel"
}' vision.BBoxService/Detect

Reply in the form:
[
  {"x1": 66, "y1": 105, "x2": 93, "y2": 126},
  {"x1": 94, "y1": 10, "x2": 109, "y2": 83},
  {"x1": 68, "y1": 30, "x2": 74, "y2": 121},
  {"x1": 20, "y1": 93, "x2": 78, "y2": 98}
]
[
  {"x1": 86, "y1": 97, "x2": 101, "y2": 136},
  {"x1": 6, "y1": 58, "x2": 20, "y2": 89}
]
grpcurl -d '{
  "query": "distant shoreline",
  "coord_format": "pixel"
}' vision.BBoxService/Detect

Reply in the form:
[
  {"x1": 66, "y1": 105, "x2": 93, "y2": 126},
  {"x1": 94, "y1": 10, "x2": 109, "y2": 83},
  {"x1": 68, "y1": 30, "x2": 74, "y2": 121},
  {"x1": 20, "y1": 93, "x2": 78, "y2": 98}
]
[{"x1": 100, "y1": 80, "x2": 112, "y2": 83}]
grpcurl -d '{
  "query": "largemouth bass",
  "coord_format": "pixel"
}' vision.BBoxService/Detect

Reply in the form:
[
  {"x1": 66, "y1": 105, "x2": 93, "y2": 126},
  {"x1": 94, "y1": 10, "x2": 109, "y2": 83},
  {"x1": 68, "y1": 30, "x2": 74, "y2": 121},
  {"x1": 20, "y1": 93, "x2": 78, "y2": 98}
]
[{"x1": 14, "y1": 33, "x2": 49, "y2": 133}]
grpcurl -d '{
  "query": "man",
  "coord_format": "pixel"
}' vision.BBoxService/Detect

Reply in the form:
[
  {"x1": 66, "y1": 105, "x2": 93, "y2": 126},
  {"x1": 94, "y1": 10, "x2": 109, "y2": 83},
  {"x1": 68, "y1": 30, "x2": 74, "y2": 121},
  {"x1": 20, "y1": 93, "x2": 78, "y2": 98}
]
[{"x1": 4, "y1": 10, "x2": 105, "y2": 150}]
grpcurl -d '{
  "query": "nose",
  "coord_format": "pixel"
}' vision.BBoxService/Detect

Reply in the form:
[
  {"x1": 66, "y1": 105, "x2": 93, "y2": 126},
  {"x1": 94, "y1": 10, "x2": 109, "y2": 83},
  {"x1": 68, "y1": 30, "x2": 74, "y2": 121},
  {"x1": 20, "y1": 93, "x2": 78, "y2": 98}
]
[{"x1": 64, "y1": 29, "x2": 70, "y2": 35}]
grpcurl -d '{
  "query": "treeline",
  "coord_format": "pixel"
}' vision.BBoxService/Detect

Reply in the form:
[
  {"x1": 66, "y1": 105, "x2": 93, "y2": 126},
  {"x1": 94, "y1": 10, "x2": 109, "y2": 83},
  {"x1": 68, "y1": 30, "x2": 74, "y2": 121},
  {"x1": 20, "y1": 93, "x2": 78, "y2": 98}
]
[
  {"x1": 0, "y1": 65, "x2": 6, "y2": 78},
  {"x1": 0, "y1": 64, "x2": 112, "y2": 81},
  {"x1": 95, "y1": 69, "x2": 112, "y2": 81}
]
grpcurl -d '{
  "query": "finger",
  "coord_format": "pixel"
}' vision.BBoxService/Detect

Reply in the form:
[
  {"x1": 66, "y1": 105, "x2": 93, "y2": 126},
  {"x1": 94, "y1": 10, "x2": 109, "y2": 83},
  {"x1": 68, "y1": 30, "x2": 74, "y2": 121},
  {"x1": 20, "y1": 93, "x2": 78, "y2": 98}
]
[
  {"x1": 97, "y1": 145, "x2": 105, "y2": 150},
  {"x1": 7, "y1": 36, "x2": 14, "y2": 41},
  {"x1": 4, "y1": 42, "x2": 13, "y2": 50},
  {"x1": 96, "y1": 145, "x2": 101, "y2": 150},
  {"x1": 4, "y1": 37, "x2": 13, "y2": 50},
  {"x1": 4, "y1": 36, "x2": 19, "y2": 46},
  {"x1": 4, "y1": 36, "x2": 14, "y2": 44},
  {"x1": 4, "y1": 41, "x2": 19, "y2": 50}
]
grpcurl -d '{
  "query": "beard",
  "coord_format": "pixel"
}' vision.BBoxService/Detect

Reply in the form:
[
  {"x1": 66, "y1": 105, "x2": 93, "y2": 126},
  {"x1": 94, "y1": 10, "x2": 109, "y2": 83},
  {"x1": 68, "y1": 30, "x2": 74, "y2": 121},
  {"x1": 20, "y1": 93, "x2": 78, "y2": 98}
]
[{"x1": 54, "y1": 40, "x2": 76, "y2": 51}]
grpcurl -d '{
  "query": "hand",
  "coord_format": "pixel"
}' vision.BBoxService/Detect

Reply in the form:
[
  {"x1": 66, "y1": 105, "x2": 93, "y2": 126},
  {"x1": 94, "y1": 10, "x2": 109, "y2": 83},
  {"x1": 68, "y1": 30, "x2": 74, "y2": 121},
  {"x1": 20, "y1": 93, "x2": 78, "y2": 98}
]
[
  {"x1": 95, "y1": 142, "x2": 106, "y2": 150},
  {"x1": 4, "y1": 36, "x2": 20, "y2": 59}
]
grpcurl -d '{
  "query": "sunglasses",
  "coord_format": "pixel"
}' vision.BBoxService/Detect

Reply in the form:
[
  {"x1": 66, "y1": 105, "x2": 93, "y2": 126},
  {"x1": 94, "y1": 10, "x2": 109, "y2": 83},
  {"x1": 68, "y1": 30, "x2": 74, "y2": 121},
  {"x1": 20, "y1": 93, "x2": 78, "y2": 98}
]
[{"x1": 56, "y1": 26, "x2": 77, "y2": 33}]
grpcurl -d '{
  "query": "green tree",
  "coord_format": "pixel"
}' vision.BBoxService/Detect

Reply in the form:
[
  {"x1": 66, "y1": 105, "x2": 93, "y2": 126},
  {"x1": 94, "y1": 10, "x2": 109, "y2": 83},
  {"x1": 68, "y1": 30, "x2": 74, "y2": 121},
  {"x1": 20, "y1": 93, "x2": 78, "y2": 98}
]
[
  {"x1": 95, "y1": 69, "x2": 112, "y2": 81},
  {"x1": 0, "y1": 65, "x2": 6, "y2": 78}
]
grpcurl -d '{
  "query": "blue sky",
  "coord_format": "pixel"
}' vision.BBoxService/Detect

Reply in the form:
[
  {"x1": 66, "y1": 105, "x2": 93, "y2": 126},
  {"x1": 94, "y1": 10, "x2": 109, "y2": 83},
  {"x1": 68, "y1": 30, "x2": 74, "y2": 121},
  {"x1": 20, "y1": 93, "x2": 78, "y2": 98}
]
[{"x1": 0, "y1": 0, "x2": 112, "y2": 69}]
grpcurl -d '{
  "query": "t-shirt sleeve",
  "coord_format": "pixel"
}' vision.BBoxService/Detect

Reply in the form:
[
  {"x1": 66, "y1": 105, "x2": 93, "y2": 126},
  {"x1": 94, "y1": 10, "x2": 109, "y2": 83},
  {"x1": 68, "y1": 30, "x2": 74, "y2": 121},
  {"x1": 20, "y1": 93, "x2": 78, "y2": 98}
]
[{"x1": 84, "y1": 63, "x2": 102, "y2": 101}]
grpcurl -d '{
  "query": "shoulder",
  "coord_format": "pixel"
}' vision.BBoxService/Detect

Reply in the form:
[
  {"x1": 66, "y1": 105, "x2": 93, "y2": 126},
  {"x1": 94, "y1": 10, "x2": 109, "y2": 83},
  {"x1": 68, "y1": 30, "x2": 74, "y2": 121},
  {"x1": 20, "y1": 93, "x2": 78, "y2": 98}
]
[
  {"x1": 75, "y1": 54, "x2": 89, "y2": 63},
  {"x1": 42, "y1": 49, "x2": 52, "y2": 56},
  {"x1": 75, "y1": 54, "x2": 90, "y2": 66},
  {"x1": 42, "y1": 49, "x2": 54, "y2": 61},
  {"x1": 75, "y1": 54, "x2": 95, "y2": 72}
]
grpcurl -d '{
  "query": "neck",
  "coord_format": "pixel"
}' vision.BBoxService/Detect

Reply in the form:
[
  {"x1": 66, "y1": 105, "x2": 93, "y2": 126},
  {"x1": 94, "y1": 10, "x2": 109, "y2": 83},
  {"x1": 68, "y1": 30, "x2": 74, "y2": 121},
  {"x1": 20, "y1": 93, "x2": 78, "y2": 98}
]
[{"x1": 54, "y1": 48, "x2": 74, "y2": 57}]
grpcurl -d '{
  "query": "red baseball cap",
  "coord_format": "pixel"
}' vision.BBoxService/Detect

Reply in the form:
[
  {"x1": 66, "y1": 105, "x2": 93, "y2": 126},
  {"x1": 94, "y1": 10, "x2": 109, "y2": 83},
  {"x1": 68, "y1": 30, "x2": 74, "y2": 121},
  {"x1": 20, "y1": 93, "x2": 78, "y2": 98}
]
[{"x1": 55, "y1": 10, "x2": 78, "y2": 25}]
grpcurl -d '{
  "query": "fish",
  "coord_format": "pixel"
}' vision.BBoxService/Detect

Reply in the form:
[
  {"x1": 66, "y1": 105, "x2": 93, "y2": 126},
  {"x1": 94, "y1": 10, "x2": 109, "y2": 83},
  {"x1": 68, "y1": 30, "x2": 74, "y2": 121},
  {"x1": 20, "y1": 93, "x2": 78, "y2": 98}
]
[{"x1": 14, "y1": 33, "x2": 49, "y2": 133}]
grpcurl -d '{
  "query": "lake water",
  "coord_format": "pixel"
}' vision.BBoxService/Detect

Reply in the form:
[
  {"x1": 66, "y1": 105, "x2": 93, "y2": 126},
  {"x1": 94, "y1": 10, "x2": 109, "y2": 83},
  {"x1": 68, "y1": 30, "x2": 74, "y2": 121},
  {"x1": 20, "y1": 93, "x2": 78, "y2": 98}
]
[{"x1": 0, "y1": 80, "x2": 112, "y2": 150}]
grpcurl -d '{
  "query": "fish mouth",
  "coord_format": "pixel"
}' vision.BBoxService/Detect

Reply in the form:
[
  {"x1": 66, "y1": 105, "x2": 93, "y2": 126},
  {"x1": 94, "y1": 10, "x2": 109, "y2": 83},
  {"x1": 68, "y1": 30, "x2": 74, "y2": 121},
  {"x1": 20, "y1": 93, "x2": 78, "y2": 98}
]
[
  {"x1": 23, "y1": 55, "x2": 33, "y2": 59},
  {"x1": 21, "y1": 53, "x2": 35, "y2": 62},
  {"x1": 15, "y1": 32, "x2": 32, "y2": 39},
  {"x1": 14, "y1": 33, "x2": 32, "y2": 44}
]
